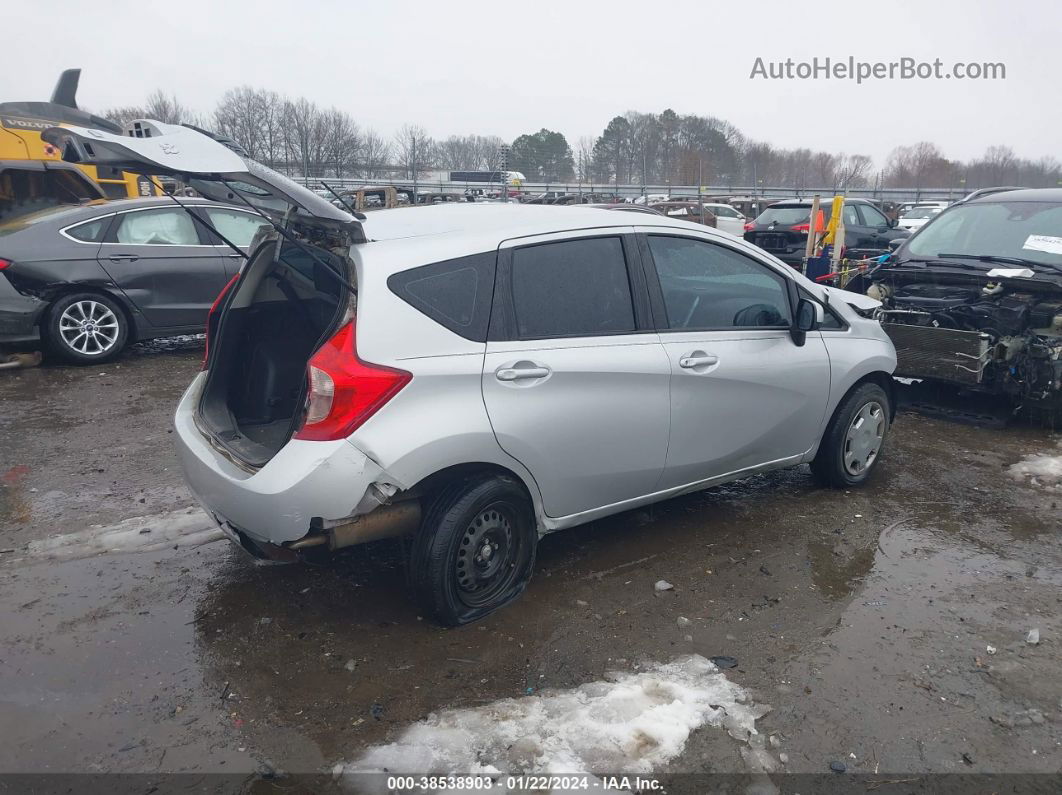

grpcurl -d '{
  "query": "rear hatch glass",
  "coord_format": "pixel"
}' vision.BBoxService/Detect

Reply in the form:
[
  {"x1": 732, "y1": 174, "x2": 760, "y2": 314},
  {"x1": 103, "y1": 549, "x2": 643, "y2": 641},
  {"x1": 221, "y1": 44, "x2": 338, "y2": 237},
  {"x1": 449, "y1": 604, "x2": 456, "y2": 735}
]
[{"x1": 753, "y1": 206, "x2": 813, "y2": 226}]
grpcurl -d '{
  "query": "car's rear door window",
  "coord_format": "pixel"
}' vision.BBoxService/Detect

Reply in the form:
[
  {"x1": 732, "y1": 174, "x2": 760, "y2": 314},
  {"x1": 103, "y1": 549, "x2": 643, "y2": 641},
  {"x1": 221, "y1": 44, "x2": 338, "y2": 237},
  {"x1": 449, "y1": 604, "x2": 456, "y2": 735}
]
[
  {"x1": 112, "y1": 209, "x2": 199, "y2": 245},
  {"x1": 647, "y1": 235, "x2": 792, "y2": 330},
  {"x1": 510, "y1": 237, "x2": 635, "y2": 339}
]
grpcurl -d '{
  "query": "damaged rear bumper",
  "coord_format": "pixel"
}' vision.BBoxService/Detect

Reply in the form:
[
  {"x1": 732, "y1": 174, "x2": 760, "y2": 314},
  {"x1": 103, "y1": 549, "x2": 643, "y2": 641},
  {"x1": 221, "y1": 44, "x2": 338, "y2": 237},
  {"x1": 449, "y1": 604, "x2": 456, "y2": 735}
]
[{"x1": 173, "y1": 372, "x2": 398, "y2": 546}]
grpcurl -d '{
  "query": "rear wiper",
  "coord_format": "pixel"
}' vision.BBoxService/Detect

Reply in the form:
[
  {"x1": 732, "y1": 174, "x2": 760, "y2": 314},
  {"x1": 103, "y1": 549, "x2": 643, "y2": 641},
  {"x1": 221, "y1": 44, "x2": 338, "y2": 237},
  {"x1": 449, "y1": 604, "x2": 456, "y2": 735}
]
[{"x1": 937, "y1": 253, "x2": 1062, "y2": 274}]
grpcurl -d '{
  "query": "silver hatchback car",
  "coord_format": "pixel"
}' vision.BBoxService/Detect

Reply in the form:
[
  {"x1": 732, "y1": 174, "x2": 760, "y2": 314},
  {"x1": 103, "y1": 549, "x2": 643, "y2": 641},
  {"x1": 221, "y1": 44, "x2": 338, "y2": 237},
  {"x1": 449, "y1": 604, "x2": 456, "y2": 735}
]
[{"x1": 48, "y1": 122, "x2": 897, "y2": 625}]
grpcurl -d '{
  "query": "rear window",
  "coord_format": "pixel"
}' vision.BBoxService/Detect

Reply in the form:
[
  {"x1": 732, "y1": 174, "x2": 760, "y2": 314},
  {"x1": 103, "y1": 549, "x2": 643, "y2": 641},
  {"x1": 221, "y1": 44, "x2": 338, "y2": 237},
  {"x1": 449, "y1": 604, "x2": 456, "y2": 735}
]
[
  {"x1": 387, "y1": 252, "x2": 496, "y2": 342},
  {"x1": 510, "y1": 237, "x2": 635, "y2": 339},
  {"x1": 754, "y1": 206, "x2": 812, "y2": 226}
]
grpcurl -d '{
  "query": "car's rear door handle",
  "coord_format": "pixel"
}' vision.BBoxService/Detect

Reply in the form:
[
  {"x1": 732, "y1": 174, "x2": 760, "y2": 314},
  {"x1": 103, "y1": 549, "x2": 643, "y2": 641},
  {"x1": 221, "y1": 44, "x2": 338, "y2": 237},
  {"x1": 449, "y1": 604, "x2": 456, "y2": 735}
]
[
  {"x1": 108, "y1": 254, "x2": 139, "y2": 262},
  {"x1": 679, "y1": 354, "x2": 719, "y2": 369},
  {"x1": 496, "y1": 365, "x2": 551, "y2": 382}
]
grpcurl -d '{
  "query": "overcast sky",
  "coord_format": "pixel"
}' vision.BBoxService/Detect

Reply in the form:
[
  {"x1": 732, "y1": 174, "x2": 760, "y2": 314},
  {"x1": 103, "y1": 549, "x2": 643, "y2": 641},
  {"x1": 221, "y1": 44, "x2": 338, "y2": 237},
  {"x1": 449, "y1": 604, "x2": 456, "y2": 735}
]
[{"x1": 4, "y1": 0, "x2": 1057, "y2": 168}]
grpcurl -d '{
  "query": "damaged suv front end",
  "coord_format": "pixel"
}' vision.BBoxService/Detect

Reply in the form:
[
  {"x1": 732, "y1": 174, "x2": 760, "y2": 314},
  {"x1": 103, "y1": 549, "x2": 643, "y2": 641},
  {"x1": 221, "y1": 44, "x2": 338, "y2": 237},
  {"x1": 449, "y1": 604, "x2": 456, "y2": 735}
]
[{"x1": 866, "y1": 189, "x2": 1062, "y2": 416}]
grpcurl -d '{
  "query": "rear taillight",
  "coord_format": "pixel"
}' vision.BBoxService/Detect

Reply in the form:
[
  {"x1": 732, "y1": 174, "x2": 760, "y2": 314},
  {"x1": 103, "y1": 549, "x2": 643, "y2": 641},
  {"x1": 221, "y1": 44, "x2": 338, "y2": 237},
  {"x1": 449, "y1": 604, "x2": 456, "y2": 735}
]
[
  {"x1": 743, "y1": 222, "x2": 755, "y2": 232},
  {"x1": 294, "y1": 323, "x2": 411, "y2": 442},
  {"x1": 202, "y1": 273, "x2": 239, "y2": 370},
  {"x1": 0, "y1": 258, "x2": 12, "y2": 271},
  {"x1": 791, "y1": 223, "x2": 810, "y2": 233}
]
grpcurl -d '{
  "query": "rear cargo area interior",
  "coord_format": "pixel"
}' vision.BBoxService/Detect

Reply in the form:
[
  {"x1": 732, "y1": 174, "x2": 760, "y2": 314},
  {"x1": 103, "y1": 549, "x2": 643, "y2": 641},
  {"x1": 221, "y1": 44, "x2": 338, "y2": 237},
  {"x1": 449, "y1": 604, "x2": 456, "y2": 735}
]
[{"x1": 197, "y1": 239, "x2": 350, "y2": 466}]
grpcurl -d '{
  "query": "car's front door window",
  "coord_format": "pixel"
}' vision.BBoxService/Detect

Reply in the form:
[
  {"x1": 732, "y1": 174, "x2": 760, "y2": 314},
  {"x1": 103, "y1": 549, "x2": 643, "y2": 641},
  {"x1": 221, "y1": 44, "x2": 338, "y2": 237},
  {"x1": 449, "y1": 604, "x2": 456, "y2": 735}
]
[
  {"x1": 204, "y1": 208, "x2": 270, "y2": 248},
  {"x1": 647, "y1": 235, "x2": 792, "y2": 330},
  {"x1": 859, "y1": 204, "x2": 889, "y2": 228}
]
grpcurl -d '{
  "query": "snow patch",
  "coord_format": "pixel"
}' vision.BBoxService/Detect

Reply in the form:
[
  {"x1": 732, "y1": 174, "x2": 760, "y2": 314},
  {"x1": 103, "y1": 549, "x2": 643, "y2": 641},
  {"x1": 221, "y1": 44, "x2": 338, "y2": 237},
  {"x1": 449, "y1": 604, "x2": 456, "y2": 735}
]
[
  {"x1": 1008, "y1": 442, "x2": 1062, "y2": 491},
  {"x1": 26, "y1": 508, "x2": 222, "y2": 560},
  {"x1": 336, "y1": 655, "x2": 769, "y2": 790}
]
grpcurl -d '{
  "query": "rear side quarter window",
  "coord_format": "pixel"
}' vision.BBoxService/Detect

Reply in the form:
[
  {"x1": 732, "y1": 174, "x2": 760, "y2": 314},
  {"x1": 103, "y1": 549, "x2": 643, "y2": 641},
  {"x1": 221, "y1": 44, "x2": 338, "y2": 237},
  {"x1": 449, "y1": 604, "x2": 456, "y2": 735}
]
[
  {"x1": 387, "y1": 252, "x2": 496, "y2": 342},
  {"x1": 64, "y1": 217, "x2": 109, "y2": 243}
]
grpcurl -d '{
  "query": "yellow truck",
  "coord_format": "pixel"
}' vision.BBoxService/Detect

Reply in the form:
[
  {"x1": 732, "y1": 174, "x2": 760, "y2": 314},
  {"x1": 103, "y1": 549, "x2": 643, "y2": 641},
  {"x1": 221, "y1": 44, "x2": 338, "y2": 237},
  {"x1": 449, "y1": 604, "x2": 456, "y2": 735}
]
[{"x1": 0, "y1": 69, "x2": 157, "y2": 222}]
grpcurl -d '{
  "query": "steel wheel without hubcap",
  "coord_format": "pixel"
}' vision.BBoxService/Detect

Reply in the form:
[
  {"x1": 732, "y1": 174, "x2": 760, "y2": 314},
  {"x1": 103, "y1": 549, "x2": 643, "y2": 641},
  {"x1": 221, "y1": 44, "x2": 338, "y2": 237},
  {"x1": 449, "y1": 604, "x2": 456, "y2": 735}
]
[
  {"x1": 455, "y1": 504, "x2": 518, "y2": 609},
  {"x1": 843, "y1": 401, "x2": 885, "y2": 476},
  {"x1": 58, "y1": 300, "x2": 120, "y2": 356}
]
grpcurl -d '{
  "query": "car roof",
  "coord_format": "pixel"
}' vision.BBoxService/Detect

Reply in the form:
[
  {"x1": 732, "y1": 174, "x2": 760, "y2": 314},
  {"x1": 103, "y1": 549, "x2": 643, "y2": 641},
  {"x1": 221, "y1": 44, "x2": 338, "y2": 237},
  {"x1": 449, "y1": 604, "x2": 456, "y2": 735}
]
[
  {"x1": 353, "y1": 202, "x2": 751, "y2": 276},
  {"x1": 766, "y1": 197, "x2": 874, "y2": 208},
  {"x1": 359, "y1": 203, "x2": 708, "y2": 242},
  {"x1": 967, "y1": 188, "x2": 1062, "y2": 203}
]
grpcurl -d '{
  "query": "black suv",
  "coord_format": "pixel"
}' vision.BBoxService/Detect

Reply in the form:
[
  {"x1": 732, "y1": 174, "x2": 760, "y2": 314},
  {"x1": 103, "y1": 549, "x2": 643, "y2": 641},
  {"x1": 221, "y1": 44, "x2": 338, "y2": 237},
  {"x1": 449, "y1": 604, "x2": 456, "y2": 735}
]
[{"x1": 744, "y1": 198, "x2": 908, "y2": 266}]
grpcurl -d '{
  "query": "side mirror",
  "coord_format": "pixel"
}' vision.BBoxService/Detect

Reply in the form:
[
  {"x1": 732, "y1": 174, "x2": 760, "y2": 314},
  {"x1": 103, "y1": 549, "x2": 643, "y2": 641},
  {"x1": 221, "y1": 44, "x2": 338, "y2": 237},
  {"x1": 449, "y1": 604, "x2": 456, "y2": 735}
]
[
  {"x1": 888, "y1": 236, "x2": 906, "y2": 252},
  {"x1": 791, "y1": 298, "x2": 820, "y2": 346},
  {"x1": 888, "y1": 217, "x2": 898, "y2": 228}
]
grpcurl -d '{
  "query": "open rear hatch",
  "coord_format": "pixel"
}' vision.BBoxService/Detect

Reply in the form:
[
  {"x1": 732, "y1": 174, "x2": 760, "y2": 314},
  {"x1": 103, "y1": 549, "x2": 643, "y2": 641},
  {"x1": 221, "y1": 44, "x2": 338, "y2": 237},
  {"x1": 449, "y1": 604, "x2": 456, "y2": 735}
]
[{"x1": 43, "y1": 120, "x2": 365, "y2": 468}]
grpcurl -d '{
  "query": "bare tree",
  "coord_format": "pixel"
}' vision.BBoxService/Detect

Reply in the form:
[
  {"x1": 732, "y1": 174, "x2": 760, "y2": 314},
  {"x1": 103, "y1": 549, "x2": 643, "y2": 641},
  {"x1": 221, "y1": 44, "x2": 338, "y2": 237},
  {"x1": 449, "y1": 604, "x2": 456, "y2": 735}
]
[
  {"x1": 322, "y1": 108, "x2": 362, "y2": 178},
  {"x1": 143, "y1": 90, "x2": 194, "y2": 124},
  {"x1": 392, "y1": 124, "x2": 433, "y2": 180},
  {"x1": 100, "y1": 105, "x2": 146, "y2": 126},
  {"x1": 361, "y1": 129, "x2": 391, "y2": 179},
  {"x1": 282, "y1": 98, "x2": 328, "y2": 178}
]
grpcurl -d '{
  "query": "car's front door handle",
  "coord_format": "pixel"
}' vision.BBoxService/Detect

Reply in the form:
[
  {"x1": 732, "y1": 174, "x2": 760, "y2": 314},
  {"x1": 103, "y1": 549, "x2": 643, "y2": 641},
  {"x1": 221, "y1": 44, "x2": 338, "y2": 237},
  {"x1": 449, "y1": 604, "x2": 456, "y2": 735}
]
[
  {"x1": 108, "y1": 254, "x2": 139, "y2": 262},
  {"x1": 679, "y1": 354, "x2": 719, "y2": 369},
  {"x1": 496, "y1": 365, "x2": 551, "y2": 382}
]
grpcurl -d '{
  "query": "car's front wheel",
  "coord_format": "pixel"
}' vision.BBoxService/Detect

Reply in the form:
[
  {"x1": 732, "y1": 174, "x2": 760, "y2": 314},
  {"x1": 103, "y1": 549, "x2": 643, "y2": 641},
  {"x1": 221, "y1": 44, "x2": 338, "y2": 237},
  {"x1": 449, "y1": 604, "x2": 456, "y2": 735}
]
[
  {"x1": 811, "y1": 382, "x2": 890, "y2": 488},
  {"x1": 44, "y1": 292, "x2": 129, "y2": 364},
  {"x1": 411, "y1": 474, "x2": 536, "y2": 626}
]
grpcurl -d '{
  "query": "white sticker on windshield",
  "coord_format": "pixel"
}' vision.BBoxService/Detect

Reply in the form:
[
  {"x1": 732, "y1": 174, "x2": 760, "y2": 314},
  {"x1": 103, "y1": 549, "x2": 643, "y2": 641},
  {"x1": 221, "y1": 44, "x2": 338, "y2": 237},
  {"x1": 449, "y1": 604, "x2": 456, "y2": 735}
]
[{"x1": 1023, "y1": 235, "x2": 1062, "y2": 256}]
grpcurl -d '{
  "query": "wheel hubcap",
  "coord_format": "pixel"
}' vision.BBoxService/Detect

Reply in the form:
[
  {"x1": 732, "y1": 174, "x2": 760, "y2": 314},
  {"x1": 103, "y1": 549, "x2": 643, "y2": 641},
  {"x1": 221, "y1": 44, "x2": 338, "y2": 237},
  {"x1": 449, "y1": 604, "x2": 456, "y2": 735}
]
[
  {"x1": 59, "y1": 301, "x2": 119, "y2": 355},
  {"x1": 843, "y1": 400, "x2": 885, "y2": 476},
  {"x1": 456, "y1": 506, "x2": 516, "y2": 606}
]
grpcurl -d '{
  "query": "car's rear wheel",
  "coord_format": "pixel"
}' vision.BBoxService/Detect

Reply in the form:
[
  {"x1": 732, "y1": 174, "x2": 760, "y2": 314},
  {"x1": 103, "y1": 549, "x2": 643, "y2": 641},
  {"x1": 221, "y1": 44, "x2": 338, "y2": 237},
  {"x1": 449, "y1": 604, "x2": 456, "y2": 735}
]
[
  {"x1": 44, "y1": 292, "x2": 129, "y2": 364},
  {"x1": 811, "y1": 382, "x2": 890, "y2": 488},
  {"x1": 411, "y1": 474, "x2": 536, "y2": 626}
]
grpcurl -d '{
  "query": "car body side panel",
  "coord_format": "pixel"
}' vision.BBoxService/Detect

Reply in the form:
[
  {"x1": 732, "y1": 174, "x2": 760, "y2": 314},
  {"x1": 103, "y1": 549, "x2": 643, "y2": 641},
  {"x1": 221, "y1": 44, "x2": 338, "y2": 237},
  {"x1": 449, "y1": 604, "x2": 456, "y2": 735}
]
[
  {"x1": 345, "y1": 259, "x2": 548, "y2": 527},
  {"x1": 806, "y1": 332, "x2": 898, "y2": 459},
  {"x1": 482, "y1": 334, "x2": 672, "y2": 518},
  {"x1": 345, "y1": 349, "x2": 550, "y2": 528},
  {"x1": 656, "y1": 330, "x2": 832, "y2": 489}
]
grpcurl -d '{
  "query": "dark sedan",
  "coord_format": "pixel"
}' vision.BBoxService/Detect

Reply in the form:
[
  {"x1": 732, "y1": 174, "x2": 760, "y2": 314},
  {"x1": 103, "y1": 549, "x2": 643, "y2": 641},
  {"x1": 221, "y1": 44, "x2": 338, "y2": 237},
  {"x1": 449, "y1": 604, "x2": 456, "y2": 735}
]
[
  {"x1": 0, "y1": 197, "x2": 270, "y2": 363},
  {"x1": 744, "y1": 198, "x2": 908, "y2": 267}
]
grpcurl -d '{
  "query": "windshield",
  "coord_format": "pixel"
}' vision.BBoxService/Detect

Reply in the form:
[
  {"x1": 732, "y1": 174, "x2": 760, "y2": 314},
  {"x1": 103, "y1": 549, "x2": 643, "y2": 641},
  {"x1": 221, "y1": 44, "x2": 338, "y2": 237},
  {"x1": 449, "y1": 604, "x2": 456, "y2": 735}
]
[
  {"x1": 906, "y1": 201, "x2": 1062, "y2": 268},
  {"x1": 901, "y1": 207, "x2": 942, "y2": 220},
  {"x1": 754, "y1": 206, "x2": 811, "y2": 226}
]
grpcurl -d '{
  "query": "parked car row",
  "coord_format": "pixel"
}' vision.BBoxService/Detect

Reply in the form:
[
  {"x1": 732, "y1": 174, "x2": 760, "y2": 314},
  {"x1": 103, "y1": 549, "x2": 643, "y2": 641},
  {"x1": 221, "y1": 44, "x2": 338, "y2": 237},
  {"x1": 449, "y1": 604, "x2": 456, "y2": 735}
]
[{"x1": 742, "y1": 198, "x2": 909, "y2": 266}]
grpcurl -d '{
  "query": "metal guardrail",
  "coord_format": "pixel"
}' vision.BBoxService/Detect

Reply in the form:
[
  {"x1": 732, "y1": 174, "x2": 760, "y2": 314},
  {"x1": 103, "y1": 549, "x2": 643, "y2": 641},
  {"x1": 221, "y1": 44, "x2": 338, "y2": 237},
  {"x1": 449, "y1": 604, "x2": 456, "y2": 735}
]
[{"x1": 296, "y1": 176, "x2": 969, "y2": 204}]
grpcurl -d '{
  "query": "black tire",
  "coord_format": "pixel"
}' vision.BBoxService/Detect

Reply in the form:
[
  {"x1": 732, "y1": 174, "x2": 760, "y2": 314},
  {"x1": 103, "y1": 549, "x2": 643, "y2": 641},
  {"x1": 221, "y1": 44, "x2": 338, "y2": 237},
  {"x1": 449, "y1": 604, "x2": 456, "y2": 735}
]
[
  {"x1": 43, "y1": 292, "x2": 129, "y2": 364},
  {"x1": 811, "y1": 382, "x2": 890, "y2": 488},
  {"x1": 411, "y1": 474, "x2": 536, "y2": 626}
]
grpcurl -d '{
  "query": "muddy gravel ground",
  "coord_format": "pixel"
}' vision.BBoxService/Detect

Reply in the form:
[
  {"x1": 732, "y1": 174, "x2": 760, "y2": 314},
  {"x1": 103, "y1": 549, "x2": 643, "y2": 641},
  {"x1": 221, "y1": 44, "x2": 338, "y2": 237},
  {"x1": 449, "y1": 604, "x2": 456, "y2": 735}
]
[{"x1": 1, "y1": 337, "x2": 1060, "y2": 794}]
